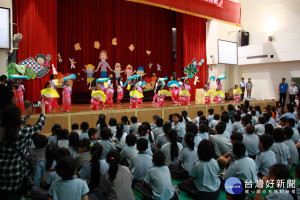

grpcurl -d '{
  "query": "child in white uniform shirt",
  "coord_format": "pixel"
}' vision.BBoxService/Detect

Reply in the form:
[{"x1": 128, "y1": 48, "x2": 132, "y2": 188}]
[
  {"x1": 120, "y1": 134, "x2": 138, "y2": 166},
  {"x1": 161, "y1": 129, "x2": 183, "y2": 166}
]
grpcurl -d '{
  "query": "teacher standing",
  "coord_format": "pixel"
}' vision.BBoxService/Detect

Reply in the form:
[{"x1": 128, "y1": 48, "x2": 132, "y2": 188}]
[{"x1": 279, "y1": 77, "x2": 288, "y2": 106}]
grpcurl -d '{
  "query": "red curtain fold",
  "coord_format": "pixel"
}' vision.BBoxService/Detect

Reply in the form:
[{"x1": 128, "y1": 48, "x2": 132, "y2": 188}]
[{"x1": 13, "y1": 0, "x2": 57, "y2": 101}]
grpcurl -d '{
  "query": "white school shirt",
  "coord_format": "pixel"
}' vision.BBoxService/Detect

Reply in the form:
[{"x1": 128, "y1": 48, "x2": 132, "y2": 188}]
[
  {"x1": 232, "y1": 121, "x2": 243, "y2": 133},
  {"x1": 255, "y1": 124, "x2": 265, "y2": 136},
  {"x1": 270, "y1": 142, "x2": 291, "y2": 165},
  {"x1": 284, "y1": 139, "x2": 299, "y2": 165},
  {"x1": 129, "y1": 152, "x2": 153, "y2": 181},
  {"x1": 161, "y1": 142, "x2": 183, "y2": 166},
  {"x1": 206, "y1": 115, "x2": 214, "y2": 125},
  {"x1": 98, "y1": 139, "x2": 117, "y2": 159},
  {"x1": 242, "y1": 134, "x2": 259, "y2": 157},
  {"x1": 177, "y1": 147, "x2": 198, "y2": 173},
  {"x1": 172, "y1": 122, "x2": 186, "y2": 138},
  {"x1": 291, "y1": 127, "x2": 300, "y2": 142},
  {"x1": 194, "y1": 116, "x2": 200, "y2": 127},
  {"x1": 289, "y1": 86, "x2": 298, "y2": 95},
  {"x1": 209, "y1": 134, "x2": 232, "y2": 158},
  {"x1": 255, "y1": 149, "x2": 276, "y2": 176},
  {"x1": 120, "y1": 146, "x2": 138, "y2": 164},
  {"x1": 198, "y1": 132, "x2": 209, "y2": 140},
  {"x1": 209, "y1": 120, "x2": 219, "y2": 131},
  {"x1": 113, "y1": 133, "x2": 128, "y2": 150},
  {"x1": 152, "y1": 127, "x2": 163, "y2": 141},
  {"x1": 156, "y1": 134, "x2": 169, "y2": 147},
  {"x1": 130, "y1": 122, "x2": 141, "y2": 135},
  {"x1": 123, "y1": 125, "x2": 130, "y2": 134},
  {"x1": 108, "y1": 125, "x2": 117, "y2": 136}
]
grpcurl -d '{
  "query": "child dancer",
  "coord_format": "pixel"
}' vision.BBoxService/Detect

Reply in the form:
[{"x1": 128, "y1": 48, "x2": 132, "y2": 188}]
[
  {"x1": 14, "y1": 80, "x2": 25, "y2": 111},
  {"x1": 106, "y1": 83, "x2": 114, "y2": 107},
  {"x1": 62, "y1": 80, "x2": 72, "y2": 112},
  {"x1": 136, "y1": 78, "x2": 143, "y2": 104},
  {"x1": 168, "y1": 78, "x2": 179, "y2": 104},
  {"x1": 204, "y1": 87, "x2": 212, "y2": 104},
  {"x1": 116, "y1": 77, "x2": 124, "y2": 103},
  {"x1": 233, "y1": 85, "x2": 242, "y2": 102},
  {"x1": 213, "y1": 89, "x2": 224, "y2": 104},
  {"x1": 91, "y1": 85, "x2": 105, "y2": 110},
  {"x1": 49, "y1": 74, "x2": 59, "y2": 109},
  {"x1": 42, "y1": 82, "x2": 54, "y2": 113},
  {"x1": 129, "y1": 85, "x2": 139, "y2": 109},
  {"x1": 179, "y1": 85, "x2": 190, "y2": 105},
  {"x1": 155, "y1": 85, "x2": 165, "y2": 107},
  {"x1": 152, "y1": 79, "x2": 160, "y2": 104}
]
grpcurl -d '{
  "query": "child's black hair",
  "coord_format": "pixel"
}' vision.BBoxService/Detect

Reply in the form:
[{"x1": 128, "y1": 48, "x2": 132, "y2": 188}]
[
  {"x1": 208, "y1": 109, "x2": 214, "y2": 115},
  {"x1": 283, "y1": 127, "x2": 294, "y2": 139},
  {"x1": 241, "y1": 115, "x2": 250, "y2": 125},
  {"x1": 245, "y1": 124, "x2": 255, "y2": 134},
  {"x1": 106, "y1": 150, "x2": 121, "y2": 181},
  {"x1": 45, "y1": 144, "x2": 58, "y2": 171},
  {"x1": 136, "y1": 138, "x2": 148, "y2": 152},
  {"x1": 250, "y1": 110, "x2": 256, "y2": 116},
  {"x1": 258, "y1": 116, "x2": 266, "y2": 124},
  {"x1": 156, "y1": 118, "x2": 163, "y2": 127},
  {"x1": 197, "y1": 139, "x2": 216, "y2": 161},
  {"x1": 186, "y1": 123, "x2": 198, "y2": 135},
  {"x1": 68, "y1": 132, "x2": 79, "y2": 153},
  {"x1": 90, "y1": 143, "x2": 103, "y2": 189},
  {"x1": 184, "y1": 132, "x2": 195, "y2": 150},
  {"x1": 109, "y1": 117, "x2": 117, "y2": 126},
  {"x1": 131, "y1": 116, "x2": 138, "y2": 123},
  {"x1": 125, "y1": 134, "x2": 137, "y2": 146},
  {"x1": 116, "y1": 123, "x2": 124, "y2": 141},
  {"x1": 58, "y1": 129, "x2": 69, "y2": 140},
  {"x1": 197, "y1": 110, "x2": 204, "y2": 117},
  {"x1": 166, "y1": 129, "x2": 178, "y2": 161},
  {"x1": 232, "y1": 141, "x2": 246, "y2": 158},
  {"x1": 121, "y1": 116, "x2": 130, "y2": 125},
  {"x1": 54, "y1": 147, "x2": 71, "y2": 161},
  {"x1": 199, "y1": 124, "x2": 208, "y2": 133},
  {"x1": 97, "y1": 114, "x2": 107, "y2": 129},
  {"x1": 273, "y1": 128, "x2": 285, "y2": 142},
  {"x1": 263, "y1": 112, "x2": 271, "y2": 121},
  {"x1": 286, "y1": 104, "x2": 294, "y2": 113},
  {"x1": 168, "y1": 114, "x2": 173, "y2": 122},
  {"x1": 51, "y1": 124, "x2": 62, "y2": 136},
  {"x1": 71, "y1": 123, "x2": 79, "y2": 130},
  {"x1": 287, "y1": 118, "x2": 296, "y2": 127},
  {"x1": 141, "y1": 122, "x2": 154, "y2": 143},
  {"x1": 215, "y1": 123, "x2": 225, "y2": 134},
  {"x1": 78, "y1": 138, "x2": 91, "y2": 151},
  {"x1": 265, "y1": 123, "x2": 274, "y2": 135},
  {"x1": 56, "y1": 156, "x2": 76, "y2": 180},
  {"x1": 228, "y1": 104, "x2": 235, "y2": 111},
  {"x1": 44, "y1": 82, "x2": 50, "y2": 88},
  {"x1": 32, "y1": 134, "x2": 48, "y2": 149},
  {"x1": 100, "y1": 127, "x2": 112, "y2": 140},
  {"x1": 233, "y1": 114, "x2": 241, "y2": 121},
  {"x1": 279, "y1": 117, "x2": 287, "y2": 124},
  {"x1": 259, "y1": 134, "x2": 274, "y2": 150},
  {"x1": 213, "y1": 114, "x2": 220, "y2": 120},
  {"x1": 153, "y1": 150, "x2": 166, "y2": 166},
  {"x1": 181, "y1": 111, "x2": 189, "y2": 123},
  {"x1": 230, "y1": 132, "x2": 243, "y2": 142},
  {"x1": 80, "y1": 122, "x2": 89, "y2": 132},
  {"x1": 153, "y1": 115, "x2": 159, "y2": 120},
  {"x1": 221, "y1": 114, "x2": 230, "y2": 123},
  {"x1": 163, "y1": 122, "x2": 172, "y2": 134},
  {"x1": 88, "y1": 128, "x2": 98, "y2": 139}
]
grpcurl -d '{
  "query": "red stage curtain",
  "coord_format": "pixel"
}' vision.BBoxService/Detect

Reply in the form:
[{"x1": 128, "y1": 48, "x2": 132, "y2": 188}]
[
  {"x1": 13, "y1": 0, "x2": 57, "y2": 101},
  {"x1": 57, "y1": 0, "x2": 173, "y2": 95},
  {"x1": 178, "y1": 13, "x2": 208, "y2": 100}
]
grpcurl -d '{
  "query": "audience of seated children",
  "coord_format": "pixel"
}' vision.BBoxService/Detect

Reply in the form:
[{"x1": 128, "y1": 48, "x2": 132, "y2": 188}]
[
  {"x1": 88, "y1": 128, "x2": 98, "y2": 144},
  {"x1": 98, "y1": 127, "x2": 116, "y2": 159},
  {"x1": 75, "y1": 138, "x2": 91, "y2": 171},
  {"x1": 130, "y1": 116, "x2": 141, "y2": 135},
  {"x1": 152, "y1": 118, "x2": 164, "y2": 140},
  {"x1": 221, "y1": 114, "x2": 232, "y2": 138},
  {"x1": 270, "y1": 128, "x2": 291, "y2": 166},
  {"x1": 112, "y1": 123, "x2": 128, "y2": 151},
  {"x1": 161, "y1": 129, "x2": 183, "y2": 166},
  {"x1": 150, "y1": 115, "x2": 159, "y2": 130},
  {"x1": 30, "y1": 134, "x2": 48, "y2": 164},
  {"x1": 169, "y1": 133, "x2": 198, "y2": 179},
  {"x1": 57, "y1": 129, "x2": 69, "y2": 148},
  {"x1": 136, "y1": 150, "x2": 178, "y2": 200},
  {"x1": 171, "y1": 113, "x2": 186, "y2": 143},
  {"x1": 194, "y1": 110, "x2": 203, "y2": 127},
  {"x1": 286, "y1": 118, "x2": 300, "y2": 142},
  {"x1": 198, "y1": 124, "x2": 209, "y2": 140},
  {"x1": 141, "y1": 121, "x2": 156, "y2": 151},
  {"x1": 283, "y1": 127, "x2": 299, "y2": 166},
  {"x1": 238, "y1": 115, "x2": 250, "y2": 135},
  {"x1": 121, "y1": 116, "x2": 130, "y2": 134},
  {"x1": 185, "y1": 122, "x2": 200, "y2": 148},
  {"x1": 136, "y1": 124, "x2": 154, "y2": 156},
  {"x1": 120, "y1": 134, "x2": 138, "y2": 166},
  {"x1": 108, "y1": 117, "x2": 117, "y2": 135},
  {"x1": 232, "y1": 114, "x2": 242, "y2": 133},
  {"x1": 181, "y1": 110, "x2": 191, "y2": 128},
  {"x1": 71, "y1": 123, "x2": 81, "y2": 135},
  {"x1": 129, "y1": 138, "x2": 153, "y2": 185},
  {"x1": 96, "y1": 114, "x2": 107, "y2": 138},
  {"x1": 242, "y1": 124, "x2": 259, "y2": 160},
  {"x1": 223, "y1": 142, "x2": 257, "y2": 183},
  {"x1": 209, "y1": 114, "x2": 220, "y2": 131},
  {"x1": 156, "y1": 122, "x2": 172, "y2": 148},
  {"x1": 48, "y1": 156, "x2": 90, "y2": 200},
  {"x1": 68, "y1": 131, "x2": 79, "y2": 158},
  {"x1": 250, "y1": 110, "x2": 258, "y2": 126},
  {"x1": 207, "y1": 109, "x2": 214, "y2": 125},
  {"x1": 79, "y1": 122, "x2": 89, "y2": 140},
  {"x1": 210, "y1": 124, "x2": 232, "y2": 158},
  {"x1": 264, "y1": 123, "x2": 274, "y2": 135},
  {"x1": 48, "y1": 124, "x2": 62, "y2": 144},
  {"x1": 255, "y1": 134, "x2": 276, "y2": 177},
  {"x1": 101, "y1": 150, "x2": 135, "y2": 200},
  {"x1": 278, "y1": 116, "x2": 287, "y2": 128},
  {"x1": 179, "y1": 140, "x2": 220, "y2": 200}
]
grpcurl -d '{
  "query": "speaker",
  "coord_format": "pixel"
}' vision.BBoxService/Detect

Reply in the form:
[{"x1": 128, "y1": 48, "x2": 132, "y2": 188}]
[{"x1": 241, "y1": 31, "x2": 249, "y2": 46}]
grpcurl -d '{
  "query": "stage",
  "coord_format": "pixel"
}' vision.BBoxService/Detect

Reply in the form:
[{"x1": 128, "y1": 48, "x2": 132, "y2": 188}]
[{"x1": 26, "y1": 100, "x2": 276, "y2": 135}]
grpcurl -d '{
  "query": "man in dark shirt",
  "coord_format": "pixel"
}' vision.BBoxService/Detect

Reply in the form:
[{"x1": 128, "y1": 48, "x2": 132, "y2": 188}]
[{"x1": 0, "y1": 75, "x2": 14, "y2": 111}]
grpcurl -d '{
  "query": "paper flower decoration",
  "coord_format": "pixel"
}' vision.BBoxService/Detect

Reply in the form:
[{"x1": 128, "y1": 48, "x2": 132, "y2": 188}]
[
  {"x1": 234, "y1": 88, "x2": 243, "y2": 95},
  {"x1": 184, "y1": 63, "x2": 198, "y2": 77},
  {"x1": 130, "y1": 90, "x2": 144, "y2": 98},
  {"x1": 159, "y1": 90, "x2": 172, "y2": 96},
  {"x1": 41, "y1": 88, "x2": 60, "y2": 98},
  {"x1": 112, "y1": 38, "x2": 117, "y2": 46},
  {"x1": 74, "y1": 43, "x2": 81, "y2": 51},
  {"x1": 57, "y1": 53, "x2": 63, "y2": 62},
  {"x1": 91, "y1": 91, "x2": 106, "y2": 102},
  {"x1": 180, "y1": 90, "x2": 191, "y2": 97},
  {"x1": 129, "y1": 44, "x2": 135, "y2": 51},
  {"x1": 94, "y1": 41, "x2": 100, "y2": 49},
  {"x1": 146, "y1": 50, "x2": 151, "y2": 55},
  {"x1": 148, "y1": 63, "x2": 153, "y2": 69}
]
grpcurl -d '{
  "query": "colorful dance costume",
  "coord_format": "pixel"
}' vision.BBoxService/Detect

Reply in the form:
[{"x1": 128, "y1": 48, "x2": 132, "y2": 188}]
[
  {"x1": 155, "y1": 94, "x2": 165, "y2": 107},
  {"x1": 136, "y1": 81, "x2": 143, "y2": 104},
  {"x1": 106, "y1": 87, "x2": 114, "y2": 106},
  {"x1": 116, "y1": 81, "x2": 124, "y2": 103},
  {"x1": 169, "y1": 87, "x2": 178, "y2": 103},
  {"x1": 129, "y1": 97, "x2": 138, "y2": 109},
  {"x1": 62, "y1": 85, "x2": 72, "y2": 112},
  {"x1": 184, "y1": 84, "x2": 191, "y2": 105},
  {"x1": 50, "y1": 79, "x2": 59, "y2": 109},
  {"x1": 43, "y1": 98, "x2": 53, "y2": 113},
  {"x1": 152, "y1": 82, "x2": 159, "y2": 103},
  {"x1": 14, "y1": 85, "x2": 25, "y2": 111},
  {"x1": 90, "y1": 97, "x2": 100, "y2": 110}
]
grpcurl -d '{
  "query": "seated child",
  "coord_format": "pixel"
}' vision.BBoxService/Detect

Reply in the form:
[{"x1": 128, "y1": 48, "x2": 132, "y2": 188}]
[
  {"x1": 171, "y1": 113, "x2": 186, "y2": 143},
  {"x1": 121, "y1": 116, "x2": 130, "y2": 134},
  {"x1": 237, "y1": 115, "x2": 250, "y2": 135},
  {"x1": 71, "y1": 123, "x2": 81, "y2": 135},
  {"x1": 198, "y1": 124, "x2": 209, "y2": 140},
  {"x1": 108, "y1": 117, "x2": 117, "y2": 136},
  {"x1": 79, "y1": 122, "x2": 89, "y2": 140},
  {"x1": 88, "y1": 128, "x2": 98, "y2": 144},
  {"x1": 57, "y1": 129, "x2": 69, "y2": 148},
  {"x1": 178, "y1": 140, "x2": 220, "y2": 200},
  {"x1": 270, "y1": 128, "x2": 291, "y2": 166},
  {"x1": 209, "y1": 124, "x2": 232, "y2": 158},
  {"x1": 254, "y1": 117, "x2": 266, "y2": 136},
  {"x1": 68, "y1": 132, "x2": 79, "y2": 158},
  {"x1": 242, "y1": 124, "x2": 259, "y2": 160},
  {"x1": 137, "y1": 124, "x2": 154, "y2": 156},
  {"x1": 286, "y1": 118, "x2": 300, "y2": 142},
  {"x1": 130, "y1": 116, "x2": 141, "y2": 135},
  {"x1": 283, "y1": 127, "x2": 299, "y2": 166},
  {"x1": 156, "y1": 122, "x2": 171, "y2": 148},
  {"x1": 232, "y1": 114, "x2": 242, "y2": 133},
  {"x1": 75, "y1": 139, "x2": 91, "y2": 171},
  {"x1": 120, "y1": 134, "x2": 138, "y2": 166},
  {"x1": 161, "y1": 129, "x2": 183, "y2": 166},
  {"x1": 152, "y1": 118, "x2": 164, "y2": 141},
  {"x1": 209, "y1": 114, "x2": 220, "y2": 131},
  {"x1": 194, "y1": 111, "x2": 204, "y2": 127},
  {"x1": 112, "y1": 123, "x2": 128, "y2": 151},
  {"x1": 48, "y1": 124, "x2": 62, "y2": 144},
  {"x1": 98, "y1": 127, "x2": 116, "y2": 159},
  {"x1": 207, "y1": 109, "x2": 214, "y2": 125}
]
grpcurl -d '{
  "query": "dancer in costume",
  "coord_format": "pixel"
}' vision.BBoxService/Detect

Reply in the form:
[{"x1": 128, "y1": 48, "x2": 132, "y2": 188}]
[
  {"x1": 179, "y1": 85, "x2": 191, "y2": 105},
  {"x1": 49, "y1": 74, "x2": 59, "y2": 109},
  {"x1": 152, "y1": 79, "x2": 160, "y2": 104},
  {"x1": 129, "y1": 85, "x2": 143, "y2": 109},
  {"x1": 136, "y1": 77, "x2": 144, "y2": 104},
  {"x1": 216, "y1": 78, "x2": 222, "y2": 91},
  {"x1": 116, "y1": 77, "x2": 124, "y2": 103},
  {"x1": 233, "y1": 85, "x2": 243, "y2": 102},
  {"x1": 155, "y1": 87, "x2": 171, "y2": 107},
  {"x1": 167, "y1": 77, "x2": 180, "y2": 104},
  {"x1": 204, "y1": 87, "x2": 214, "y2": 104},
  {"x1": 41, "y1": 82, "x2": 60, "y2": 113},
  {"x1": 13, "y1": 80, "x2": 25, "y2": 111},
  {"x1": 213, "y1": 89, "x2": 225, "y2": 104},
  {"x1": 106, "y1": 83, "x2": 114, "y2": 107},
  {"x1": 91, "y1": 87, "x2": 106, "y2": 111},
  {"x1": 62, "y1": 80, "x2": 72, "y2": 112}
]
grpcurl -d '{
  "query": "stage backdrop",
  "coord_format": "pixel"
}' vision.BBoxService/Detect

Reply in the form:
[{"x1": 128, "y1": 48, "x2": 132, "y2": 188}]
[{"x1": 13, "y1": 0, "x2": 207, "y2": 101}]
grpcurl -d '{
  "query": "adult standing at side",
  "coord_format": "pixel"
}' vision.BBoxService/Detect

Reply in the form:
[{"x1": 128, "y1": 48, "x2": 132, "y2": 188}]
[
  {"x1": 288, "y1": 81, "x2": 298, "y2": 104},
  {"x1": 279, "y1": 78, "x2": 288, "y2": 106},
  {"x1": 240, "y1": 77, "x2": 245, "y2": 100}
]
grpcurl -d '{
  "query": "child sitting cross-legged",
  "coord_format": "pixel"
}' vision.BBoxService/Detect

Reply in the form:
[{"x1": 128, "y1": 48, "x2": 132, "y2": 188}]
[{"x1": 120, "y1": 134, "x2": 138, "y2": 166}]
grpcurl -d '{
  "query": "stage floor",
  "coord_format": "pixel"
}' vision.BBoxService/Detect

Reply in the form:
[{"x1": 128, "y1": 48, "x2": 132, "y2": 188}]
[{"x1": 26, "y1": 100, "x2": 276, "y2": 135}]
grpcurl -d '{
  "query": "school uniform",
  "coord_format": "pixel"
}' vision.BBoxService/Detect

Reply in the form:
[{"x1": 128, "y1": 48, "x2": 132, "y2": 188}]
[
  {"x1": 172, "y1": 122, "x2": 186, "y2": 142},
  {"x1": 150, "y1": 123, "x2": 157, "y2": 131},
  {"x1": 129, "y1": 152, "x2": 153, "y2": 181},
  {"x1": 33, "y1": 160, "x2": 56, "y2": 186},
  {"x1": 224, "y1": 157, "x2": 258, "y2": 183},
  {"x1": 152, "y1": 127, "x2": 163, "y2": 141},
  {"x1": 120, "y1": 145, "x2": 138, "y2": 165},
  {"x1": 113, "y1": 133, "x2": 128, "y2": 150},
  {"x1": 237, "y1": 126, "x2": 246, "y2": 135},
  {"x1": 68, "y1": 145, "x2": 78, "y2": 158},
  {"x1": 101, "y1": 165, "x2": 135, "y2": 200},
  {"x1": 45, "y1": 171, "x2": 61, "y2": 185},
  {"x1": 108, "y1": 125, "x2": 117, "y2": 136},
  {"x1": 255, "y1": 124, "x2": 265, "y2": 136},
  {"x1": 89, "y1": 139, "x2": 97, "y2": 144},
  {"x1": 209, "y1": 120, "x2": 219, "y2": 131},
  {"x1": 96, "y1": 124, "x2": 102, "y2": 138},
  {"x1": 270, "y1": 142, "x2": 291, "y2": 165},
  {"x1": 264, "y1": 190, "x2": 294, "y2": 200},
  {"x1": 209, "y1": 134, "x2": 232, "y2": 158},
  {"x1": 161, "y1": 142, "x2": 183, "y2": 166},
  {"x1": 194, "y1": 116, "x2": 200, "y2": 127},
  {"x1": 206, "y1": 115, "x2": 214, "y2": 125},
  {"x1": 98, "y1": 139, "x2": 117, "y2": 159},
  {"x1": 251, "y1": 116, "x2": 258, "y2": 126},
  {"x1": 223, "y1": 130, "x2": 230, "y2": 140},
  {"x1": 291, "y1": 127, "x2": 300, "y2": 142},
  {"x1": 123, "y1": 124, "x2": 130, "y2": 134},
  {"x1": 75, "y1": 151, "x2": 92, "y2": 171},
  {"x1": 256, "y1": 111, "x2": 261, "y2": 119},
  {"x1": 156, "y1": 134, "x2": 169, "y2": 147},
  {"x1": 242, "y1": 134, "x2": 259, "y2": 158},
  {"x1": 269, "y1": 118, "x2": 276, "y2": 127},
  {"x1": 143, "y1": 166, "x2": 175, "y2": 200},
  {"x1": 281, "y1": 112, "x2": 296, "y2": 120},
  {"x1": 137, "y1": 135, "x2": 153, "y2": 156},
  {"x1": 78, "y1": 159, "x2": 109, "y2": 186},
  {"x1": 182, "y1": 117, "x2": 192, "y2": 128},
  {"x1": 130, "y1": 122, "x2": 141, "y2": 135},
  {"x1": 284, "y1": 139, "x2": 299, "y2": 165},
  {"x1": 178, "y1": 147, "x2": 198, "y2": 173},
  {"x1": 79, "y1": 132, "x2": 89, "y2": 140},
  {"x1": 48, "y1": 135, "x2": 58, "y2": 144},
  {"x1": 48, "y1": 178, "x2": 89, "y2": 200},
  {"x1": 57, "y1": 139, "x2": 69, "y2": 148},
  {"x1": 225, "y1": 122, "x2": 232, "y2": 136},
  {"x1": 255, "y1": 149, "x2": 276, "y2": 176},
  {"x1": 194, "y1": 134, "x2": 203, "y2": 150},
  {"x1": 232, "y1": 121, "x2": 243, "y2": 133},
  {"x1": 198, "y1": 132, "x2": 209, "y2": 140}
]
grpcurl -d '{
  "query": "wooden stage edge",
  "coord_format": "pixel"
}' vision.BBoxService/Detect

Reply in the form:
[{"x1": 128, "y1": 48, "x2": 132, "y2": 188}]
[{"x1": 27, "y1": 100, "x2": 276, "y2": 135}]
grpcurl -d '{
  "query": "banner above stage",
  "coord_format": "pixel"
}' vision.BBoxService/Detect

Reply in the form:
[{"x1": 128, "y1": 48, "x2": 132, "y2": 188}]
[{"x1": 126, "y1": 0, "x2": 241, "y2": 26}]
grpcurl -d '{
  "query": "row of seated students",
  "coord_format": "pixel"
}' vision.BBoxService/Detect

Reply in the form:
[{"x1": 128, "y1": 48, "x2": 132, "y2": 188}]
[{"x1": 28, "y1": 104, "x2": 300, "y2": 200}]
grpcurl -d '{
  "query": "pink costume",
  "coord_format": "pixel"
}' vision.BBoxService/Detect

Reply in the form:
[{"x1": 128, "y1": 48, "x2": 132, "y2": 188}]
[
  {"x1": 62, "y1": 86, "x2": 71, "y2": 112},
  {"x1": 14, "y1": 86, "x2": 25, "y2": 111},
  {"x1": 116, "y1": 85, "x2": 124, "y2": 103},
  {"x1": 169, "y1": 87, "x2": 178, "y2": 103},
  {"x1": 216, "y1": 81, "x2": 222, "y2": 91},
  {"x1": 43, "y1": 98, "x2": 53, "y2": 113},
  {"x1": 213, "y1": 96, "x2": 222, "y2": 104},
  {"x1": 205, "y1": 96, "x2": 211, "y2": 104},
  {"x1": 50, "y1": 80, "x2": 59, "y2": 109},
  {"x1": 90, "y1": 98, "x2": 100, "y2": 110},
  {"x1": 180, "y1": 96, "x2": 189, "y2": 105},
  {"x1": 137, "y1": 87, "x2": 143, "y2": 104},
  {"x1": 106, "y1": 88, "x2": 114, "y2": 106},
  {"x1": 234, "y1": 94, "x2": 241, "y2": 102},
  {"x1": 155, "y1": 96, "x2": 165, "y2": 107},
  {"x1": 129, "y1": 98, "x2": 138, "y2": 109}
]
